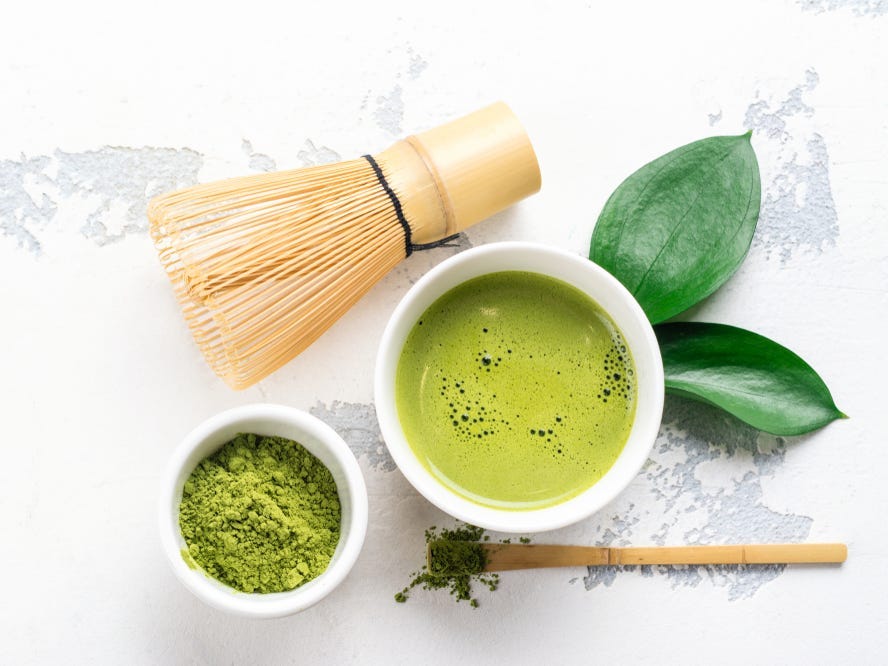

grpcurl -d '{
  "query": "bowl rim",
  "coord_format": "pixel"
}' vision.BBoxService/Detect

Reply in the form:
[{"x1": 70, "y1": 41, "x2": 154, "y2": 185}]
[
  {"x1": 158, "y1": 403, "x2": 368, "y2": 618},
  {"x1": 374, "y1": 241, "x2": 664, "y2": 533}
]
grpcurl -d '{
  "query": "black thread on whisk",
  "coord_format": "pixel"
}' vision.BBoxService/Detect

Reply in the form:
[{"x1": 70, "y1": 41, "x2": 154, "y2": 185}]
[
  {"x1": 363, "y1": 154, "x2": 413, "y2": 257},
  {"x1": 411, "y1": 233, "x2": 463, "y2": 251}
]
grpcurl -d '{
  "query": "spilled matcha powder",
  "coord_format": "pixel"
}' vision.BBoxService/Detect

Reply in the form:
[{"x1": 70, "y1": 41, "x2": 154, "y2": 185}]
[
  {"x1": 395, "y1": 524, "x2": 524, "y2": 608},
  {"x1": 178, "y1": 433, "x2": 341, "y2": 593}
]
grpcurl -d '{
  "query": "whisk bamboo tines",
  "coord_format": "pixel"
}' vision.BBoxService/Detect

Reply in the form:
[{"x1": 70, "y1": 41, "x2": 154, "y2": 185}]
[{"x1": 148, "y1": 102, "x2": 541, "y2": 389}]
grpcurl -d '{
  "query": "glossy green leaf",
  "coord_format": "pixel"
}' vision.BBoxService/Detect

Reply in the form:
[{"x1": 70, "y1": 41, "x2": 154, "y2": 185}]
[
  {"x1": 590, "y1": 134, "x2": 761, "y2": 324},
  {"x1": 656, "y1": 322, "x2": 845, "y2": 435}
]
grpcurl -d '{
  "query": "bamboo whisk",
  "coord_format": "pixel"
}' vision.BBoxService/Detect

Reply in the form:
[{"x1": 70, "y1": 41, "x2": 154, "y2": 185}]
[{"x1": 148, "y1": 102, "x2": 541, "y2": 389}]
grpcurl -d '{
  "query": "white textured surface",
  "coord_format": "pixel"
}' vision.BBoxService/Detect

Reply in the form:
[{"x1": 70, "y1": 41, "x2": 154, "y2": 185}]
[{"x1": 2, "y1": 2, "x2": 886, "y2": 664}]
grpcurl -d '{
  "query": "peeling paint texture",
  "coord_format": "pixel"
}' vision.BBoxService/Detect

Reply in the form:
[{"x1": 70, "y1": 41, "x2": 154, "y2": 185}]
[
  {"x1": 241, "y1": 139, "x2": 277, "y2": 172},
  {"x1": 582, "y1": 396, "x2": 811, "y2": 600},
  {"x1": 1, "y1": 147, "x2": 203, "y2": 253},
  {"x1": 374, "y1": 85, "x2": 405, "y2": 135},
  {"x1": 370, "y1": 48, "x2": 429, "y2": 135},
  {"x1": 0, "y1": 154, "x2": 56, "y2": 253},
  {"x1": 407, "y1": 49, "x2": 429, "y2": 79},
  {"x1": 297, "y1": 140, "x2": 341, "y2": 167},
  {"x1": 744, "y1": 70, "x2": 839, "y2": 262},
  {"x1": 310, "y1": 400, "x2": 396, "y2": 472},
  {"x1": 799, "y1": 0, "x2": 888, "y2": 15}
]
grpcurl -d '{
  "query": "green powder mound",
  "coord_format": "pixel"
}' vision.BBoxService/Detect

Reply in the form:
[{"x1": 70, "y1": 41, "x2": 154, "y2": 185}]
[
  {"x1": 428, "y1": 540, "x2": 486, "y2": 577},
  {"x1": 178, "y1": 433, "x2": 341, "y2": 594},
  {"x1": 395, "y1": 524, "x2": 525, "y2": 608}
]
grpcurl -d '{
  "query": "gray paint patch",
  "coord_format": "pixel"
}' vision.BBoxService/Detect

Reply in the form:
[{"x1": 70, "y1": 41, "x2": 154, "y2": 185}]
[
  {"x1": 297, "y1": 140, "x2": 341, "y2": 167},
  {"x1": 371, "y1": 48, "x2": 429, "y2": 135},
  {"x1": 755, "y1": 133, "x2": 837, "y2": 262},
  {"x1": 582, "y1": 396, "x2": 812, "y2": 600},
  {"x1": 0, "y1": 146, "x2": 203, "y2": 253},
  {"x1": 374, "y1": 85, "x2": 405, "y2": 135},
  {"x1": 0, "y1": 154, "x2": 56, "y2": 253},
  {"x1": 745, "y1": 70, "x2": 817, "y2": 138},
  {"x1": 407, "y1": 50, "x2": 429, "y2": 80},
  {"x1": 55, "y1": 147, "x2": 203, "y2": 246},
  {"x1": 744, "y1": 70, "x2": 839, "y2": 262},
  {"x1": 799, "y1": 0, "x2": 888, "y2": 15},
  {"x1": 707, "y1": 110, "x2": 723, "y2": 127},
  {"x1": 309, "y1": 400, "x2": 396, "y2": 472},
  {"x1": 241, "y1": 139, "x2": 277, "y2": 172}
]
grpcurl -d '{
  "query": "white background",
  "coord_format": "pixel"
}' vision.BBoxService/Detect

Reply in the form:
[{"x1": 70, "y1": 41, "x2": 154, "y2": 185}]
[{"x1": 1, "y1": 1, "x2": 886, "y2": 663}]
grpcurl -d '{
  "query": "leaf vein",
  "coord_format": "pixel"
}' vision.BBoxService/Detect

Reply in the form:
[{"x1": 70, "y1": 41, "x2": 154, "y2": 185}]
[
  {"x1": 631, "y1": 146, "x2": 740, "y2": 299},
  {"x1": 611, "y1": 142, "x2": 711, "y2": 255}
]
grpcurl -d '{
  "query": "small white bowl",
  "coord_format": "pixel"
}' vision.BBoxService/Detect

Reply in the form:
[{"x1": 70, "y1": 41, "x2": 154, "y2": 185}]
[
  {"x1": 375, "y1": 242, "x2": 663, "y2": 533},
  {"x1": 158, "y1": 404, "x2": 368, "y2": 618}
]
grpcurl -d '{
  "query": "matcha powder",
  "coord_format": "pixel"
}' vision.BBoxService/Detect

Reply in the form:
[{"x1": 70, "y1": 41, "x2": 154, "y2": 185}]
[
  {"x1": 395, "y1": 524, "x2": 503, "y2": 608},
  {"x1": 178, "y1": 433, "x2": 341, "y2": 593}
]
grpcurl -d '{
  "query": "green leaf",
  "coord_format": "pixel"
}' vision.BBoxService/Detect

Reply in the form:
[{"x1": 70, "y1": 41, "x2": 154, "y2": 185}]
[
  {"x1": 656, "y1": 322, "x2": 845, "y2": 435},
  {"x1": 590, "y1": 133, "x2": 761, "y2": 324}
]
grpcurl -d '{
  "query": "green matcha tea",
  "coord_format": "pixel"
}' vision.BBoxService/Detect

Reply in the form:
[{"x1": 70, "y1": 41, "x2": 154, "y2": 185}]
[{"x1": 395, "y1": 271, "x2": 636, "y2": 510}]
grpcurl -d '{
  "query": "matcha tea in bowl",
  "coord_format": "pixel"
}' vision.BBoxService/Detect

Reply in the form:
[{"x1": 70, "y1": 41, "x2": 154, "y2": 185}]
[
  {"x1": 158, "y1": 404, "x2": 368, "y2": 618},
  {"x1": 375, "y1": 242, "x2": 664, "y2": 532}
]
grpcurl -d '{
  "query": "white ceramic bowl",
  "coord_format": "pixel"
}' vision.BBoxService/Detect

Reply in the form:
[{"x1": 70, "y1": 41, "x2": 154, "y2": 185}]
[
  {"x1": 158, "y1": 404, "x2": 368, "y2": 618},
  {"x1": 375, "y1": 242, "x2": 663, "y2": 533}
]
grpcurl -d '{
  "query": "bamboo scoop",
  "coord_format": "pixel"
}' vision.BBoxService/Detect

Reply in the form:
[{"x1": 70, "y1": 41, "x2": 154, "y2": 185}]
[{"x1": 428, "y1": 541, "x2": 847, "y2": 574}]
